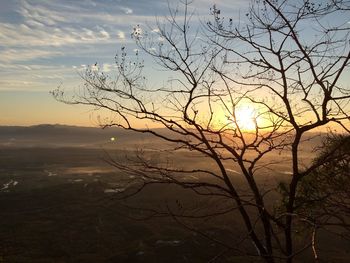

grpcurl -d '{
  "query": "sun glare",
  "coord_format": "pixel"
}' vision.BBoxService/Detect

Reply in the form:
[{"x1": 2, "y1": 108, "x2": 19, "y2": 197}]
[{"x1": 232, "y1": 106, "x2": 257, "y2": 131}]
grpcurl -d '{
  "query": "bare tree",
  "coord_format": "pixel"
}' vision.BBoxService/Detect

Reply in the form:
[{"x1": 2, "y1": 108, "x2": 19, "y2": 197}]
[{"x1": 53, "y1": 0, "x2": 350, "y2": 262}]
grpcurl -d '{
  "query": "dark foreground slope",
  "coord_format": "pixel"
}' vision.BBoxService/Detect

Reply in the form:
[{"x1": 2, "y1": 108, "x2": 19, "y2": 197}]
[{"x1": 0, "y1": 147, "x2": 257, "y2": 263}]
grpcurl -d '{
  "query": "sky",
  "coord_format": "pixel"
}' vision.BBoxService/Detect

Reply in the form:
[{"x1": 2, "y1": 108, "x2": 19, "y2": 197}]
[
  {"x1": 1, "y1": 0, "x2": 348, "y2": 130},
  {"x1": 0, "y1": 0, "x2": 244, "y2": 126}
]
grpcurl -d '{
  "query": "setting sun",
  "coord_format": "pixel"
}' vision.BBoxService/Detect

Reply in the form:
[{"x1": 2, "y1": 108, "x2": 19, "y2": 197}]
[{"x1": 232, "y1": 106, "x2": 257, "y2": 131}]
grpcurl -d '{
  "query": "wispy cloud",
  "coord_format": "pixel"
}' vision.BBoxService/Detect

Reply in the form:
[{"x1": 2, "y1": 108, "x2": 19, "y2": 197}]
[
  {"x1": 0, "y1": 0, "x2": 151, "y2": 50},
  {"x1": 0, "y1": 48, "x2": 63, "y2": 63},
  {"x1": 19, "y1": 0, "x2": 67, "y2": 26},
  {"x1": 0, "y1": 22, "x2": 114, "y2": 48},
  {"x1": 117, "y1": 31, "x2": 126, "y2": 40},
  {"x1": 0, "y1": 0, "x2": 240, "y2": 93},
  {"x1": 121, "y1": 7, "x2": 133, "y2": 15},
  {"x1": 0, "y1": 0, "x2": 244, "y2": 125},
  {"x1": 0, "y1": 62, "x2": 80, "y2": 91}
]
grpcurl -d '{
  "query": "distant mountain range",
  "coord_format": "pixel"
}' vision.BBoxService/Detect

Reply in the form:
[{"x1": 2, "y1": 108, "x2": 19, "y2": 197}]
[
  {"x1": 0, "y1": 124, "x2": 162, "y2": 148},
  {"x1": 0, "y1": 124, "x2": 328, "y2": 151}
]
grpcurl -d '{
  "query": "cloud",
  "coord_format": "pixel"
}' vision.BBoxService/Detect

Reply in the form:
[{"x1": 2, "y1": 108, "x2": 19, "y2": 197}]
[
  {"x1": 17, "y1": 0, "x2": 151, "y2": 27},
  {"x1": 121, "y1": 7, "x2": 133, "y2": 14},
  {"x1": 70, "y1": 63, "x2": 116, "y2": 72},
  {"x1": 19, "y1": 0, "x2": 67, "y2": 26},
  {"x1": 0, "y1": 0, "x2": 145, "y2": 51},
  {"x1": 0, "y1": 48, "x2": 63, "y2": 62},
  {"x1": 99, "y1": 30, "x2": 110, "y2": 39},
  {"x1": 117, "y1": 31, "x2": 126, "y2": 39},
  {"x1": 102, "y1": 63, "x2": 117, "y2": 72},
  {"x1": 0, "y1": 22, "x2": 115, "y2": 48},
  {"x1": 0, "y1": 63, "x2": 77, "y2": 91},
  {"x1": 0, "y1": 0, "x2": 242, "y2": 94}
]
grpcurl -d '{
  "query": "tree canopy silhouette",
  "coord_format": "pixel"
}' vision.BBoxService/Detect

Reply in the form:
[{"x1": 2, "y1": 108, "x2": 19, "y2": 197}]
[
  {"x1": 294, "y1": 135, "x2": 350, "y2": 234},
  {"x1": 53, "y1": 0, "x2": 350, "y2": 262}
]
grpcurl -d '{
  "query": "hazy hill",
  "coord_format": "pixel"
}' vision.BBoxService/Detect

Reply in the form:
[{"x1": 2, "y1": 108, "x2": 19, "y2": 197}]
[
  {"x1": 0, "y1": 124, "x2": 163, "y2": 149},
  {"x1": 0, "y1": 124, "x2": 327, "y2": 152}
]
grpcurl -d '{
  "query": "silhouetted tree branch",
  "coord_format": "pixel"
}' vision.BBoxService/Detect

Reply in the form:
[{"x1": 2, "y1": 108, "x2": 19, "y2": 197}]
[{"x1": 53, "y1": 0, "x2": 350, "y2": 262}]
